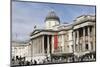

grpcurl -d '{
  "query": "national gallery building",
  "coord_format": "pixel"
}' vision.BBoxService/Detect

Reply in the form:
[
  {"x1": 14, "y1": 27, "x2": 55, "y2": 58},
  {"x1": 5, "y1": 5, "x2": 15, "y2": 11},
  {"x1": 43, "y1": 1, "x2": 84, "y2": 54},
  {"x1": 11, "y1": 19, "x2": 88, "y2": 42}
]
[
  {"x1": 29, "y1": 11, "x2": 96, "y2": 63},
  {"x1": 12, "y1": 11, "x2": 96, "y2": 65}
]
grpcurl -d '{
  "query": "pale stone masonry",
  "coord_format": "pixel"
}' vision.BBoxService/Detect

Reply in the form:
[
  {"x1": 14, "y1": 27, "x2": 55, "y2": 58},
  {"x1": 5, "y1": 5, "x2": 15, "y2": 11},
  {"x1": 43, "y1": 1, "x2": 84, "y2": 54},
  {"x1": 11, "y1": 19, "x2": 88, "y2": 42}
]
[
  {"x1": 12, "y1": 41, "x2": 32, "y2": 61},
  {"x1": 12, "y1": 11, "x2": 96, "y2": 63},
  {"x1": 73, "y1": 15, "x2": 96, "y2": 59},
  {"x1": 30, "y1": 11, "x2": 96, "y2": 62}
]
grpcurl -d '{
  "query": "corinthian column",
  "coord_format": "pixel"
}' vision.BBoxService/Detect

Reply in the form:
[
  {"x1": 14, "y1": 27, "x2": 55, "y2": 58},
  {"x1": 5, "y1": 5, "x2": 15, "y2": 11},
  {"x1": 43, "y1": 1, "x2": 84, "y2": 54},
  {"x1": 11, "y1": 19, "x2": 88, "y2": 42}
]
[
  {"x1": 73, "y1": 31, "x2": 76, "y2": 52},
  {"x1": 93, "y1": 24, "x2": 96, "y2": 51},
  {"x1": 88, "y1": 27, "x2": 91, "y2": 51},
  {"x1": 77, "y1": 30, "x2": 79, "y2": 52},
  {"x1": 83, "y1": 27, "x2": 85, "y2": 51},
  {"x1": 42, "y1": 36, "x2": 44, "y2": 54}
]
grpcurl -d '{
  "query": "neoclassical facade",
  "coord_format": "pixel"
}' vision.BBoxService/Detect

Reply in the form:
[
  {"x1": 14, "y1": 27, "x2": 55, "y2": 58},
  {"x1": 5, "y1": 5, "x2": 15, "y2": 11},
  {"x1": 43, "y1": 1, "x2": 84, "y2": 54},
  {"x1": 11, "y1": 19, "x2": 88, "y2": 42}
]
[
  {"x1": 12, "y1": 11, "x2": 96, "y2": 65},
  {"x1": 30, "y1": 11, "x2": 96, "y2": 63},
  {"x1": 73, "y1": 15, "x2": 96, "y2": 61},
  {"x1": 12, "y1": 41, "x2": 32, "y2": 61}
]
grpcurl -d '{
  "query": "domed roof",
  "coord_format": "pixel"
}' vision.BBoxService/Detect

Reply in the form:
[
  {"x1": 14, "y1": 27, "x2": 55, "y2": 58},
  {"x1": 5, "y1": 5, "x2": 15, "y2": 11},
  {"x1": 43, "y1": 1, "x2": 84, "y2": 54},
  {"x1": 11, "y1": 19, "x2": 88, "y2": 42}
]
[{"x1": 45, "y1": 11, "x2": 60, "y2": 22}]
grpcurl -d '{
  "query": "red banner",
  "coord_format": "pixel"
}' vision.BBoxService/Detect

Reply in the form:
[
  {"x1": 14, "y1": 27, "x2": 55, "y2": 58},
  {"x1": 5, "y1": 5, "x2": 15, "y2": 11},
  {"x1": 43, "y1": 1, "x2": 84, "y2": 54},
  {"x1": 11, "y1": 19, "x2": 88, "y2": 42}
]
[{"x1": 54, "y1": 34, "x2": 58, "y2": 49}]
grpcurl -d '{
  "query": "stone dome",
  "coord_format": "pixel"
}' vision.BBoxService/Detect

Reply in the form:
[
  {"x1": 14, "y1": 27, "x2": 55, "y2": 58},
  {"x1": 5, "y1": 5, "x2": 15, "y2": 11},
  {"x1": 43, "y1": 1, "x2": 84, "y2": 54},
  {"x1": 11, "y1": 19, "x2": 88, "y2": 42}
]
[{"x1": 45, "y1": 11, "x2": 60, "y2": 22}]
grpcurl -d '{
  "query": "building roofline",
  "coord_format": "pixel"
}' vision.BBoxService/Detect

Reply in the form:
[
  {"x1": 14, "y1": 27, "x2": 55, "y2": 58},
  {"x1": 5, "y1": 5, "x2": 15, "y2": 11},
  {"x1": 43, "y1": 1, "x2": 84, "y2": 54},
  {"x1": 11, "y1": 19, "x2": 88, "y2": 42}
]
[{"x1": 30, "y1": 15, "x2": 96, "y2": 37}]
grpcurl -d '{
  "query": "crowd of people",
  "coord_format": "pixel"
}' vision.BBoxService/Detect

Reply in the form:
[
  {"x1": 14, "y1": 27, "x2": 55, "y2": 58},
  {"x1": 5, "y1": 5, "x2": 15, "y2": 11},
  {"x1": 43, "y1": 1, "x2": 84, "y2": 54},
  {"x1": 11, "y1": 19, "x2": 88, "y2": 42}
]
[
  {"x1": 11, "y1": 53, "x2": 96, "y2": 66},
  {"x1": 11, "y1": 56, "x2": 51, "y2": 66}
]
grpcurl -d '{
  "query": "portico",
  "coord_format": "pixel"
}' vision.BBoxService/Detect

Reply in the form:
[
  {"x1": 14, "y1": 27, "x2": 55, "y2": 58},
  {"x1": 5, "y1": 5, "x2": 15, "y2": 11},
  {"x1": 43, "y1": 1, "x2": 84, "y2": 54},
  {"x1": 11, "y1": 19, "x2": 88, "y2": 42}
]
[{"x1": 73, "y1": 15, "x2": 96, "y2": 61}]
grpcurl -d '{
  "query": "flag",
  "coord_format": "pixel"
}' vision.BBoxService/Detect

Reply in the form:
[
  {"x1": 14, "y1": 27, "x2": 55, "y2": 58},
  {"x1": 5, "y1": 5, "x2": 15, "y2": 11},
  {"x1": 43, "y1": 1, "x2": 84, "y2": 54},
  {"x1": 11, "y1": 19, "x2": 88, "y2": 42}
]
[
  {"x1": 34, "y1": 25, "x2": 36, "y2": 29},
  {"x1": 54, "y1": 33, "x2": 58, "y2": 49}
]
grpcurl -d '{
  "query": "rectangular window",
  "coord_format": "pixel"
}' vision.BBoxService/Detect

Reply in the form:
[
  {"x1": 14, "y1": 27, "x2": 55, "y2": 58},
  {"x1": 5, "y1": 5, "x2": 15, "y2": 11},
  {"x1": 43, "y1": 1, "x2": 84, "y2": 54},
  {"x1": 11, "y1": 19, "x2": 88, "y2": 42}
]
[
  {"x1": 85, "y1": 44, "x2": 88, "y2": 50},
  {"x1": 75, "y1": 32, "x2": 77, "y2": 38},
  {"x1": 79, "y1": 28, "x2": 83, "y2": 37},
  {"x1": 67, "y1": 34, "x2": 69, "y2": 40},
  {"x1": 91, "y1": 42, "x2": 93, "y2": 50},
  {"x1": 75, "y1": 44, "x2": 78, "y2": 52},
  {"x1": 90, "y1": 26, "x2": 93, "y2": 37},
  {"x1": 79, "y1": 44, "x2": 82, "y2": 51},
  {"x1": 71, "y1": 45, "x2": 73, "y2": 51},
  {"x1": 85, "y1": 27, "x2": 88, "y2": 36},
  {"x1": 64, "y1": 34, "x2": 67, "y2": 41}
]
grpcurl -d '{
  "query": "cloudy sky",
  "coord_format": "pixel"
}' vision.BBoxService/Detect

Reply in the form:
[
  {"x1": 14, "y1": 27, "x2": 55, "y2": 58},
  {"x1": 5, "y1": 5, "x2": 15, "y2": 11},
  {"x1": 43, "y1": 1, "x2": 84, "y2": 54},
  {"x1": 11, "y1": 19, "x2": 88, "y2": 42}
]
[{"x1": 12, "y1": 0, "x2": 96, "y2": 41}]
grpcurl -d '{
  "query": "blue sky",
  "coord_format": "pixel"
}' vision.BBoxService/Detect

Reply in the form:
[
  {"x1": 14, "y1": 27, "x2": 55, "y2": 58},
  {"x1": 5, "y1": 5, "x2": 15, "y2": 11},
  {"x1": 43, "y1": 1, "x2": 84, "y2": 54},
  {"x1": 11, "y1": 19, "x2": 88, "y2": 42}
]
[{"x1": 12, "y1": 1, "x2": 96, "y2": 41}]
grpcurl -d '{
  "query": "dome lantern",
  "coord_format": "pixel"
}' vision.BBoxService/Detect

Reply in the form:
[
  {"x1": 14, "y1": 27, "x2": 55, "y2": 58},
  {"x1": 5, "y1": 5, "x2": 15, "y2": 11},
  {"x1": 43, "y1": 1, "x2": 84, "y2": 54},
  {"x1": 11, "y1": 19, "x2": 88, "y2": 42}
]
[{"x1": 45, "y1": 11, "x2": 60, "y2": 22}]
